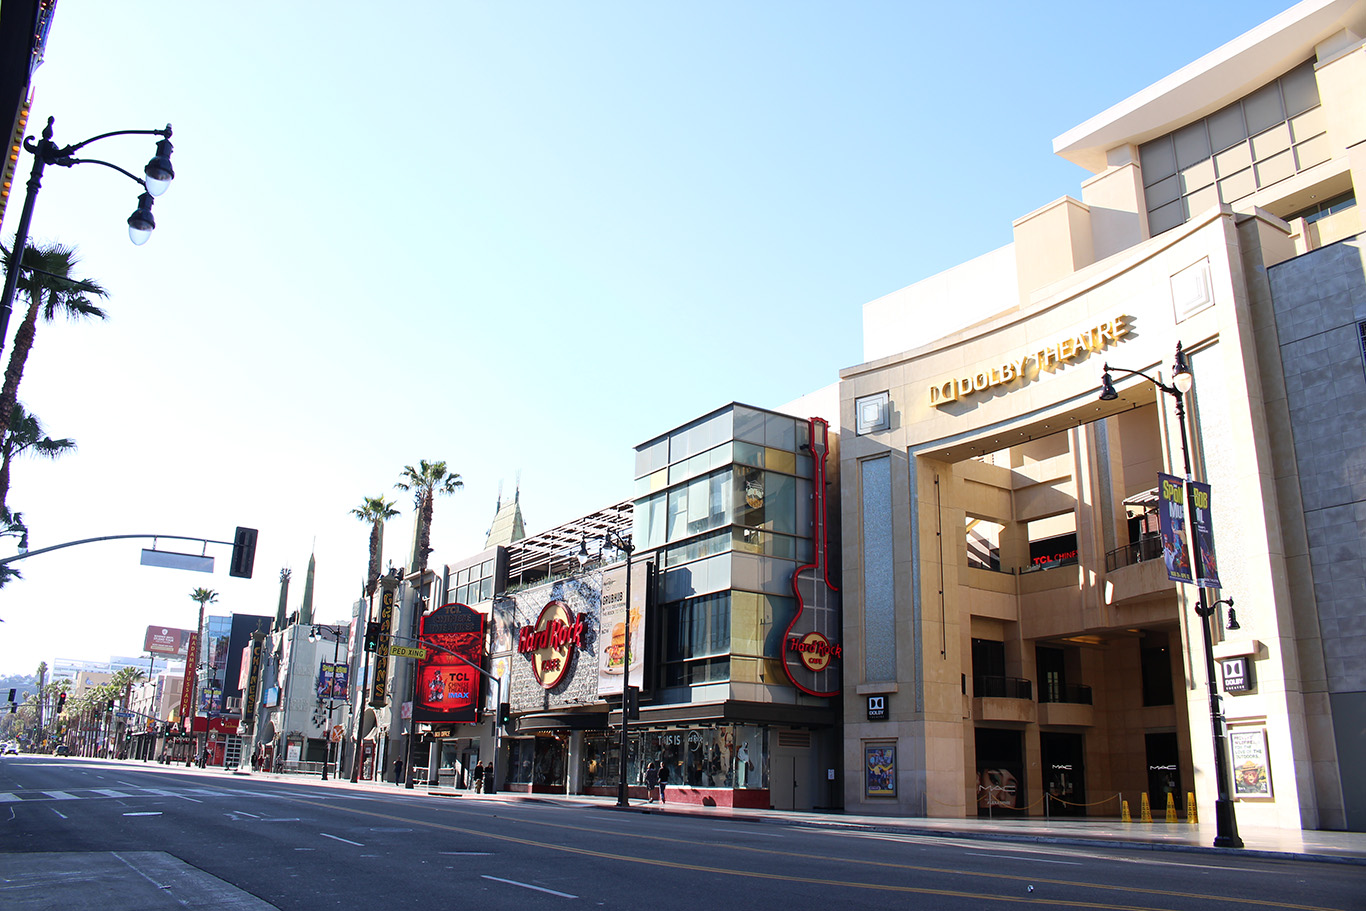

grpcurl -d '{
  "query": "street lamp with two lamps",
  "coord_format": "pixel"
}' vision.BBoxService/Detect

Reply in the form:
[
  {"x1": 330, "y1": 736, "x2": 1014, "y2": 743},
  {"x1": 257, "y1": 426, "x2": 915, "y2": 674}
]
[
  {"x1": 308, "y1": 624, "x2": 347, "y2": 781},
  {"x1": 1099, "y1": 342, "x2": 1244, "y2": 849},
  {"x1": 601, "y1": 529, "x2": 635, "y2": 809},
  {"x1": 0, "y1": 115, "x2": 175, "y2": 356}
]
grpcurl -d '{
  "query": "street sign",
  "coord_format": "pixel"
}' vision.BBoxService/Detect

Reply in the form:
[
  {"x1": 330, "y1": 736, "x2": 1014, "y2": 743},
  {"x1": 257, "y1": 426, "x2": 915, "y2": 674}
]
[
  {"x1": 115, "y1": 711, "x2": 133, "y2": 719},
  {"x1": 389, "y1": 645, "x2": 428, "y2": 659}
]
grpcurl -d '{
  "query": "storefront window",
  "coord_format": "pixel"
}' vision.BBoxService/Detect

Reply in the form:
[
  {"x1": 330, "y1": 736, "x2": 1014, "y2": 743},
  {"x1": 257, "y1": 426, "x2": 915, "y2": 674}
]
[
  {"x1": 589, "y1": 725, "x2": 768, "y2": 791},
  {"x1": 505, "y1": 736, "x2": 566, "y2": 787}
]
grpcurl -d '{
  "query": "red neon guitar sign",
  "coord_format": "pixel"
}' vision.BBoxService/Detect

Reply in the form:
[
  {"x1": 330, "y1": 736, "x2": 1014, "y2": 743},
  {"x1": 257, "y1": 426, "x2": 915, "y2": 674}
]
[{"x1": 782, "y1": 416, "x2": 842, "y2": 696}]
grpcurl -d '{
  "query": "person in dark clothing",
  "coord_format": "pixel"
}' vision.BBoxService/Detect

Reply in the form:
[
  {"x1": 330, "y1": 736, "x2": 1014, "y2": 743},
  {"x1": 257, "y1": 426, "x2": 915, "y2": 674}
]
[
  {"x1": 393, "y1": 758, "x2": 405, "y2": 785},
  {"x1": 657, "y1": 761, "x2": 669, "y2": 804},
  {"x1": 483, "y1": 762, "x2": 495, "y2": 794},
  {"x1": 473, "y1": 762, "x2": 484, "y2": 793}
]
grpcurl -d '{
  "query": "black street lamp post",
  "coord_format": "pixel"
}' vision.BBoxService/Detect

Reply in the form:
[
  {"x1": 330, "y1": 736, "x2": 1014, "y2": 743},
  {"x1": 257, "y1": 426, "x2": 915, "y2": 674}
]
[
  {"x1": 1100, "y1": 342, "x2": 1244, "y2": 849},
  {"x1": 309, "y1": 624, "x2": 345, "y2": 781},
  {"x1": 0, "y1": 116, "x2": 174, "y2": 357},
  {"x1": 603, "y1": 530, "x2": 634, "y2": 809}
]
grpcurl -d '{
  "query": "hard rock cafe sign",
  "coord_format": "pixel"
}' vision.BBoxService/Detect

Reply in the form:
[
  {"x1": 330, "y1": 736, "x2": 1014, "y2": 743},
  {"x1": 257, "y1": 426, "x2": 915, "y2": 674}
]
[{"x1": 518, "y1": 600, "x2": 587, "y2": 689}]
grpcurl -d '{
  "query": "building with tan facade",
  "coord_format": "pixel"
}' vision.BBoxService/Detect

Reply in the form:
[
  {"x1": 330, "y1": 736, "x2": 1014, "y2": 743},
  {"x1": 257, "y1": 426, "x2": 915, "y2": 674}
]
[{"x1": 838, "y1": 0, "x2": 1365, "y2": 830}]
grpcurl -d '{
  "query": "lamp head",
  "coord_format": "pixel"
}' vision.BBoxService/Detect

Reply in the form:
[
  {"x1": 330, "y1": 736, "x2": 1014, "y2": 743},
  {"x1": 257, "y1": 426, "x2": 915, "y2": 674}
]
[
  {"x1": 143, "y1": 136, "x2": 175, "y2": 197},
  {"x1": 1172, "y1": 343, "x2": 1193, "y2": 394},
  {"x1": 1098, "y1": 368, "x2": 1119, "y2": 402},
  {"x1": 127, "y1": 192, "x2": 155, "y2": 245},
  {"x1": 1225, "y1": 606, "x2": 1240, "y2": 631}
]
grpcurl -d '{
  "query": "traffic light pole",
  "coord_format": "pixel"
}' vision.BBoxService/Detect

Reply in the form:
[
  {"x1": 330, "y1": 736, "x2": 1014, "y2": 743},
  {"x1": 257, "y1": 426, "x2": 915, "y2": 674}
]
[{"x1": 0, "y1": 528, "x2": 258, "y2": 578}]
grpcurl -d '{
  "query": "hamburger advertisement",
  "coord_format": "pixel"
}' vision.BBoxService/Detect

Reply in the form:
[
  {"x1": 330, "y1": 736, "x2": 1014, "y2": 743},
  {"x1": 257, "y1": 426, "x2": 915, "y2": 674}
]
[{"x1": 597, "y1": 562, "x2": 644, "y2": 696}]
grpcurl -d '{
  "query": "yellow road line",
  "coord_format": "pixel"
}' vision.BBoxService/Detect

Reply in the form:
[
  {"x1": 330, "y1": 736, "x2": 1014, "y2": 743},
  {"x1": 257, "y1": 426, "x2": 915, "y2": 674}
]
[{"x1": 279, "y1": 796, "x2": 1348, "y2": 911}]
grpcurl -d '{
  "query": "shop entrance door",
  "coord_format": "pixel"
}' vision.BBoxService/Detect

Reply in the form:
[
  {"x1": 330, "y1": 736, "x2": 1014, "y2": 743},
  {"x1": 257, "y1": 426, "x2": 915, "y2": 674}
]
[
  {"x1": 975, "y1": 728, "x2": 1024, "y2": 816},
  {"x1": 1040, "y1": 732, "x2": 1086, "y2": 816},
  {"x1": 769, "y1": 753, "x2": 813, "y2": 811},
  {"x1": 1146, "y1": 732, "x2": 1181, "y2": 815}
]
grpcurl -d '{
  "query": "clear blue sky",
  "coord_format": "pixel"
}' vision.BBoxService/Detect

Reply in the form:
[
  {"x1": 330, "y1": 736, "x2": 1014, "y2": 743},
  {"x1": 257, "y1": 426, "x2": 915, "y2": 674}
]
[{"x1": 0, "y1": 1, "x2": 1293, "y2": 674}]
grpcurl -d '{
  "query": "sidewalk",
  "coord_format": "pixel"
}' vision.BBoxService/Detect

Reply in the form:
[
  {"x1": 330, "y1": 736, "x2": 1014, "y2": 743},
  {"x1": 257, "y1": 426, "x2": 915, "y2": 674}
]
[{"x1": 225, "y1": 765, "x2": 1366, "y2": 866}]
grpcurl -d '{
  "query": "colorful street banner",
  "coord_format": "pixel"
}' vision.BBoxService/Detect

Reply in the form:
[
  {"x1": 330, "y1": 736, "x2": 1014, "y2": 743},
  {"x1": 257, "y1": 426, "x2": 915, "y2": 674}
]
[
  {"x1": 1187, "y1": 479, "x2": 1221, "y2": 589},
  {"x1": 1157, "y1": 473, "x2": 1194, "y2": 584},
  {"x1": 371, "y1": 585, "x2": 396, "y2": 706},
  {"x1": 414, "y1": 602, "x2": 485, "y2": 724},
  {"x1": 316, "y1": 661, "x2": 349, "y2": 699},
  {"x1": 178, "y1": 632, "x2": 200, "y2": 723}
]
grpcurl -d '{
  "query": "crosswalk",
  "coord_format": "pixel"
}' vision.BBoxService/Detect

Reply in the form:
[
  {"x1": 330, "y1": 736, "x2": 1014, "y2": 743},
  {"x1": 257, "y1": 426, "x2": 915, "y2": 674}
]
[{"x1": 0, "y1": 786, "x2": 238, "y2": 803}]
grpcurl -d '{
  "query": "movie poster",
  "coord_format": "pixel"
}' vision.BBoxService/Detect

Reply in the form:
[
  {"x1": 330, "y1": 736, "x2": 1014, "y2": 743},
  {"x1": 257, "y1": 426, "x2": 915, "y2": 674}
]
[
  {"x1": 1157, "y1": 473, "x2": 1194, "y2": 584},
  {"x1": 414, "y1": 602, "x2": 485, "y2": 724},
  {"x1": 1187, "y1": 479, "x2": 1221, "y2": 589},
  {"x1": 865, "y1": 744, "x2": 896, "y2": 798},
  {"x1": 1229, "y1": 729, "x2": 1271, "y2": 798},
  {"x1": 316, "y1": 662, "x2": 349, "y2": 699}
]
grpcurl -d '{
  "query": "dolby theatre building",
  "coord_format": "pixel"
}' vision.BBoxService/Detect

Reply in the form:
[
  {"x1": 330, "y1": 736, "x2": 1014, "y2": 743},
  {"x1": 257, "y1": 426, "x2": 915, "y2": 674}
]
[{"x1": 838, "y1": 0, "x2": 1366, "y2": 830}]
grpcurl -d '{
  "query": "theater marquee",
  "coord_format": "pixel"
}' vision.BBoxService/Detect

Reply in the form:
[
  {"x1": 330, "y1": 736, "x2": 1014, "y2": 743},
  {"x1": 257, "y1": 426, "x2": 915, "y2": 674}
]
[{"x1": 928, "y1": 314, "x2": 1131, "y2": 407}]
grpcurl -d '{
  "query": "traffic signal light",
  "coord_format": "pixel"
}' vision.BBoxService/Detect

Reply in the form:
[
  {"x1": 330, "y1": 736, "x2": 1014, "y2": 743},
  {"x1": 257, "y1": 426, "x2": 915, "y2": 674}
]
[
  {"x1": 498, "y1": 702, "x2": 511, "y2": 728},
  {"x1": 229, "y1": 526, "x2": 259, "y2": 579},
  {"x1": 364, "y1": 621, "x2": 381, "y2": 653},
  {"x1": 6, "y1": 688, "x2": 13, "y2": 703},
  {"x1": 56, "y1": 693, "x2": 66, "y2": 712}
]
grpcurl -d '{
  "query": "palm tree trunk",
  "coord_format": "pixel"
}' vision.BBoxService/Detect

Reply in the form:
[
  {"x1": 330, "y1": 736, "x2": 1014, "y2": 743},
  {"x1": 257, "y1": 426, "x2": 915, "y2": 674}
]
[
  {"x1": 367, "y1": 521, "x2": 381, "y2": 595},
  {"x1": 0, "y1": 297, "x2": 41, "y2": 443},
  {"x1": 417, "y1": 494, "x2": 434, "y2": 575}
]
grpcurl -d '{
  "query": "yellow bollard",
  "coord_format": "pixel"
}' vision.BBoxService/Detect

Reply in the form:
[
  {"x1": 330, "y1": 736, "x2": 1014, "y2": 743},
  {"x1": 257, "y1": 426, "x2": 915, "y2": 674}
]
[
  {"x1": 1140, "y1": 792, "x2": 1152, "y2": 823},
  {"x1": 1187, "y1": 792, "x2": 1198, "y2": 824},
  {"x1": 1165, "y1": 791, "x2": 1177, "y2": 823},
  {"x1": 1121, "y1": 800, "x2": 1131, "y2": 823}
]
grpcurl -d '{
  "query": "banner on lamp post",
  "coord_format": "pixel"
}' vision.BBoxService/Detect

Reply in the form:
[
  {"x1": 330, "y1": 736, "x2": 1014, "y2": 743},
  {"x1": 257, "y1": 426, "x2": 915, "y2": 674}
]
[
  {"x1": 1157, "y1": 473, "x2": 1194, "y2": 584},
  {"x1": 1187, "y1": 479, "x2": 1221, "y2": 589}
]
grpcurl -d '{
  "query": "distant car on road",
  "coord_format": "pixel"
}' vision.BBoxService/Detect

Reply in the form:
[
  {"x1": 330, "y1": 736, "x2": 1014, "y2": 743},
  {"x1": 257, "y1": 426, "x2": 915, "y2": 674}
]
[
  {"x1": 54, "y1": 744, "x2": 69, "y2": 756},
  {"x1": 1, "y1": 743, "x2": 18, "y2": 755}
]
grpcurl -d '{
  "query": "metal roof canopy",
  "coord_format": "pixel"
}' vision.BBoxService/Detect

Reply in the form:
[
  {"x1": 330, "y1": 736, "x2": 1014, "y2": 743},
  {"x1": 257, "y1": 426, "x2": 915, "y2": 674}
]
[{"x1": 505, "y1": 499, "x2": 633, "y2": 583}]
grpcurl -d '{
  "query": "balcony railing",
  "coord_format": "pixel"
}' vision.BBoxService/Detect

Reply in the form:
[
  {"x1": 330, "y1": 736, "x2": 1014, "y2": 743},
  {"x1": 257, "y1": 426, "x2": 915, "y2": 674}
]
[
  {"x1": 1038, "y1": 683, "x2": 1093, "y2": 705},
  {"x1": 1105, "y1": 534, "x2": 1163, "y2": 572},
  {"x1": 973, "y1": 675, "x2": 1033, "y2": 700}
]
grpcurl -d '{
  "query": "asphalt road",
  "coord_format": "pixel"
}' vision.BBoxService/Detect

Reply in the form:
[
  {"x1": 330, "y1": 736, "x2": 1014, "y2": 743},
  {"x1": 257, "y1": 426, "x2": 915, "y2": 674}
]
[{"x1": 0, "y1": 755, "x2": 1360, "y2": 911}]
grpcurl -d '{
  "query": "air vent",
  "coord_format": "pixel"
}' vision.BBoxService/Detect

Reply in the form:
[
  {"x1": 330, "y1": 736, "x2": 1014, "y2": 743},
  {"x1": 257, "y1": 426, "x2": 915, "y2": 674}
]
[{"x1": 777, "y1": 731, "x2": 811, "y2": 749}]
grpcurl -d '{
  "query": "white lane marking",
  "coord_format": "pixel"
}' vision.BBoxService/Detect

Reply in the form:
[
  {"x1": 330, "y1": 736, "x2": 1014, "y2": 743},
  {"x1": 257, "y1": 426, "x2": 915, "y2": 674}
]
[
  {"x1": 50, "y1": 808, "x2": 66, "y2": 819},
  {"x1": 439, "y1": 851, "x2": 493, "y2": 855},
  {"x1": 43, "y1": 791, "x2": 78, "y2": 800},
  {"x1": 0, "y1": 792, "x2": 19, "y2": 802},
  {"x1": 90, "y1": 789, "x2": 133, "y2": 798},
  {"x1": 123, "y1": 811, "x2": 163, "y2": 817},
  {"x1": 482, "y1": 875, "x2": 577, "y2": 899},
  {"x1": 235, "y1": 810, "x2": 261, "y2": 818},
  {"x1": 704, "y1": 825, "x2": 785, "y2": 838},
  {"x1": 176, "y1": 795, "x2": 203, "y2": 803},
  {"x1": 321, "y1": 833, "x2": 364, "y2": 846},
  {"x1": 970, "y1": 852, "x2": 1083, "y2": 866}
]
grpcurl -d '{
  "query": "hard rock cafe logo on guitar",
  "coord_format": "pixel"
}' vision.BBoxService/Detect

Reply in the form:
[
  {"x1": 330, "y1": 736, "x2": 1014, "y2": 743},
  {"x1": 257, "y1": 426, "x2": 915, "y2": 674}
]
[
  {"x1": 789, "y1": 630, "x2": 841, "y2": 672},
  {"x1": 518, "y1": 600, "x2": 586, "y2": 689},
  {"x1": 782, "y1": 416, "x2": 843, "y2": 697}
]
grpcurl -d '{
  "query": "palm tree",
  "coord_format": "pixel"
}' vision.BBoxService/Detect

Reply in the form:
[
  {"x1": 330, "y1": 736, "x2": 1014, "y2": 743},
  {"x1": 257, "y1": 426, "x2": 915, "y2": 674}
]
[
  {"x1": 395, "y1": 460, "x2": 463, "y2": 576},
  {"x1": 186, "y1": 588, "x2": 217, "y2": 764},
  {"x1": 0, "y1": 508, "x2": 25, "y2": 589},
  {"x1": 0, "y1": 243, "x2": 108, "y2": 441},
  {"x1": 351, "y1": 496, "x2": 399, "y2": 596},
  {"x1": 0, "y1": 403, "x2": 75, "y2": 512}
]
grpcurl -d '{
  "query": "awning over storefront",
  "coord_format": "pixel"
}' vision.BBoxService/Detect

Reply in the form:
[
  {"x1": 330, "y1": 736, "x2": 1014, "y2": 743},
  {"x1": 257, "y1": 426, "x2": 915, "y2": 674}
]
[{"x1": 515, "y1": 711, "x2": 609, "y2": 733}]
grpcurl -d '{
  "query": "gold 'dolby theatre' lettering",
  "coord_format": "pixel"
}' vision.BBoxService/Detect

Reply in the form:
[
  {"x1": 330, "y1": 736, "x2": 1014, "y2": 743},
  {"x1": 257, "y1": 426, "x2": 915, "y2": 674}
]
[{"x1": 928, "y1": 314, "x2": 1130, "y2": 407}]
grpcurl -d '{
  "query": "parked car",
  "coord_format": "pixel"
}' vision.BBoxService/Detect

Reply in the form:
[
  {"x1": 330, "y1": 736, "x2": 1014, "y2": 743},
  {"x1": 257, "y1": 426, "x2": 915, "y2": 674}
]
[
  {"x1": 54, "y1": 744, "x2": 69, "y2": 756},
  {"x1": 1, "y1": 743, "x2": 17, "y2": 754}
]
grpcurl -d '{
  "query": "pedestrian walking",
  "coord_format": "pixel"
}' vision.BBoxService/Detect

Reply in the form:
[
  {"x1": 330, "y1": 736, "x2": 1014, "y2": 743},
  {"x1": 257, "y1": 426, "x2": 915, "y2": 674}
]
[
  {"x1": 657, "y1": 761, "x2": 669, "y2": 804},
  {"x1": 483, "y1": 762, "x2": 495, "y2": 794},
  {"x1": 645, "y1": 761, "x2": 659, "y2": 802},
  {"x1": 393, "y1": 758, "x2": 405, "y2": 785},
  {"x1": 473, "y1": 762, "x2": 484, "y2": 793}
]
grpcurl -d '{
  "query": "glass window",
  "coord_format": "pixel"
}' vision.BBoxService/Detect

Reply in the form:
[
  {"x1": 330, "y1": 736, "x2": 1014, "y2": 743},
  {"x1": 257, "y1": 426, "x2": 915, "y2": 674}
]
[
  {"x1": 766, "y1": 447, "x2": 796, "y2": 475},
  {"x1": 664, "y1": 592, "x2": 731, "y2": 662},
  {"x1": 1207, "y1": 103, "x2": 1247, "y2": 152},
  {"x1": 734, "y1": 440, "x2": 764, "y2": 468},
  {"x1": 1173, "y1": 121, "x2": 1211, "y2": 170},
  {"x1": 1280, "y1": 60, "x2": 1319, "y2": 116},
  {"x1": 733, "y1": 406, "x2": 766, "y2": 445},
  {"x1": 635, "y1": 437, "x2": 668, "y2": 480},
  {"x1": 1139, "y1": 136, "x2": 1177, "y2": 184},
  {"x1": 1243, "y1": 81, "x2": 1285, "y2": 136},
  {"x1": 764, "y1": 414, "x2": 796, "y2": 451},
  {"x1": 636, "y1": 492, "x2": 667, "y2": 550}
]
